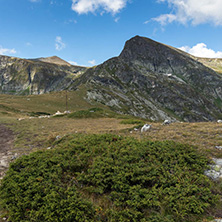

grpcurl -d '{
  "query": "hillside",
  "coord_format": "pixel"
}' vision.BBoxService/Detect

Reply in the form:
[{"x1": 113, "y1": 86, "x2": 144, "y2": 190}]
[
  {"x1": 71, "y1": 36, "x2": 222, "y2": 122},
  {"x1": 0, "y1": 55, "x2": 86, "y2": 94},
  {"x1": 29, "y1": 56, "x2": 72, "y2": 66},
  {"x1": 194, "y1": 57, "x2": 222, "y2": 74},
  {"x1": 1, "y1": 36, "x2": 222, "y2": 121}
]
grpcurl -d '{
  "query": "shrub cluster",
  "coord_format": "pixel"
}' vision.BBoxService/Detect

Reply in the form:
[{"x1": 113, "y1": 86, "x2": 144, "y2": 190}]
[
  {"x1": 0, "y1": 134, "x2": 218, "y2": 221},
  {"x1": 120, "y1": 119, "x2": 145, "y2": 125}
]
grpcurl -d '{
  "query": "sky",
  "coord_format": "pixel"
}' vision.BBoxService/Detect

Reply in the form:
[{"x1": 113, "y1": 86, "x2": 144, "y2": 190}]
[{"x1": 1, "y1": 0, "x2": 222, "y2": 66}]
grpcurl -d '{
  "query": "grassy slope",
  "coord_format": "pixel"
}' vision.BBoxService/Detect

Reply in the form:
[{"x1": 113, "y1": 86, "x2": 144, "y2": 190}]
[
  {"x1": 1, "y1": 90, "x2": 222, "y2": 158},
  {"x1": 0, "y1": 92, "x2": 222, "y2": 221}
]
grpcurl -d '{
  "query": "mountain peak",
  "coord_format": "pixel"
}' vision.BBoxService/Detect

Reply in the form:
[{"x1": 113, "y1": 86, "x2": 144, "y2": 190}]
[
  {"x1": 119, "y1": 35, "x2": 177, "y2": 62},
  {"x1": 32, "y1": 56, "x2": 71, "y2": 66}
]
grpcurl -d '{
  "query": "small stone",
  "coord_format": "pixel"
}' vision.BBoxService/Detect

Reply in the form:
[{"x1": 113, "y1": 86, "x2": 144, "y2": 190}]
[
  {"x1": 213, "y1": 165, "x2": 222, "y2": 172},
  {"x1": 213, "y1": 158, "x2": 222, "y2": 165},
  {"x1": 55, "y1": 135, "x2": 61, "y2": 140},
  {"x1": 205, "y1": 170, "x2": 220, "y2": 180},
  {"x1": 215, "y1": 146, "x2": 222, "y2": 150},
  {"x1": 47, "y1": 147, "x2": 51, "y2": 150}
]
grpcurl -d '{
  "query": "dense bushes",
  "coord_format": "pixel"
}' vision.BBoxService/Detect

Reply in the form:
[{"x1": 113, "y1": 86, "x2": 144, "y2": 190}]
[{"x1": 0, "y1": 134, "x2": 219, "y2": 221}]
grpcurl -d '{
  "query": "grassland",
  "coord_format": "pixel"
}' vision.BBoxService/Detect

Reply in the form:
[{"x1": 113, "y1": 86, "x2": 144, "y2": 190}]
[{"x1": 0, "y1": 92, "x2": 222, "y2": 221}]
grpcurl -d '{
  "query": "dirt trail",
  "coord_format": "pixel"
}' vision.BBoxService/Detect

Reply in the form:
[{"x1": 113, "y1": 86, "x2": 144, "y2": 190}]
[{"x1": 0, "y1": 124, "x2": 14, "y2": 180}]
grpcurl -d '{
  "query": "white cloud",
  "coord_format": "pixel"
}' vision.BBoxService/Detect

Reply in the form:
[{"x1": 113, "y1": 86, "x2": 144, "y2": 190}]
[
  {"x1": 0, "y1": 46, "x2": 16, "y2": 55},
  {"x1": 114, "y1": 17, "x2": 120, "y2": 23},
  {"x1": 71, "y1": 0, "x2": 128, "y2": 14},
  {"x1": 26, "y1": 42, "x2": 32, "y2": 47},
  {"x1": 55, "y1": 36, "x2": 66, "y2": 51},
  {"x1": 88, "y1": 59, "x2": 96, "y2": 65},
  {"x1": 64, "y1": 19, "x2": 77, "y2": 24},
  {"x1": 29, "y1": 0, "x2": 41, "y2": 2},
  {"x1": 153, "y1": 0, "x2": 222, "y2": 26},
  {"x1": 152, "y1": 14, "x2": 176, "y2": 26},
  {"x1": 179, "y1": 43, "x2": 222, "y2": 58},
  {"x1": 68, "y1": 61, "x2": 78, "y2": 66}
]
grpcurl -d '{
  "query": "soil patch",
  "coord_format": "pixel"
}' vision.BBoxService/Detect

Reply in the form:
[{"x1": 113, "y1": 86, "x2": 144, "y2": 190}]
[{"x1": 0, "y1": 124, "x2": 14, "y2": 180}]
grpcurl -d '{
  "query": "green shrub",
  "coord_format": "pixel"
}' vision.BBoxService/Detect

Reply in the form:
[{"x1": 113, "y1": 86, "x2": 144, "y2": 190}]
[
  {"x1": 67, "y1": 108, "x2": 106, "y2": 119},
  {"x1": 0, "y1": 134, "x2": 219, "y2": 221},
  {"x1": 120, "y1": 119, "x2": 145, "y2": 125}
]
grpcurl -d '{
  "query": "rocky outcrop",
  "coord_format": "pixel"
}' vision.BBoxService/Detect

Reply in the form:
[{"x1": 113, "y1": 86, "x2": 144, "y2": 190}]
[
  {"x1": 0, "y1": 55, "x2": 86, "y2": 95},
  {"x1": 1, "y1": 36, "x2": 222, "y2": 121},
  {"x1": 73, "y1": 36, "x2": 222, "y2": 121}
]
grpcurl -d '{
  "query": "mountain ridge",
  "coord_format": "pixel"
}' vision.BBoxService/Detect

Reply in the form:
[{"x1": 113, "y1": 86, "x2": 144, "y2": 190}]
[{"x1": 1, "y1": 35, "x2": 222, "y2": 121}]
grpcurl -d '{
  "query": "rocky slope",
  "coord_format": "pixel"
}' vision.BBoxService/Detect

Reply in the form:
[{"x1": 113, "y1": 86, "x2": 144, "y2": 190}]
[
  {"x1": 0, "y1": 55, "x2": 86, "y2": 94},
  {"x1": 1, "y1": 36, "x2": 222, "y2": 121},
  {"x1": 71, "y1": 36, "x2": 222, "y2": 121}
]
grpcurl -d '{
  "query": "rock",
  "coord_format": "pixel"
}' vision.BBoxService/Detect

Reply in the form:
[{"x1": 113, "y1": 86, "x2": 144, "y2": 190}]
[
  {"x1": 162, "y1": 120, "x2": 171, "y2": 125},
  {"x1": 204, "y1": 170, "x2": 220, "y2": 180},
  {"x1": 205, "y1": 158, "x2": 222, "y2": 181},
  {"x1": 215, "y1": 146, "x2": 222, "y2": 150},
  {"x1": 55, "y1": 135, "x2": 61, "y2": 140},
  {"x1": 213, "y1": 158, "x2": 222, "y2": 165},
  {"x1": 141, "y1": 124, "x2": 151, "y2": 132},
  {"x1": 0, "y1": 55, "x2": 87, "y2": 95},
  {"x1": 47, "y1": 147, "x2": 51, "y2": 150},
  {"x1": 217, "y1": 120, "x2": 222, "y2": 123},
  {"x1": 0, "y1": 159, "x2": 8, "y2": 168},
  {"x1": 18, "y1": 118, "x2": 25, "y2": 121}
]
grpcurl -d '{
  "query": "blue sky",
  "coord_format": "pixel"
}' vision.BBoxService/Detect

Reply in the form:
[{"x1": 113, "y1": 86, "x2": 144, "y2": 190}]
[{"x1": 1, "y1": 0, "x2": 222, "y2": 66}]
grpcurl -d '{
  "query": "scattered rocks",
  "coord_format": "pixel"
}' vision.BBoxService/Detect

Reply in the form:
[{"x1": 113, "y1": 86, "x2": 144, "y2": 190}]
[
  {"x1": 55, "y1": 135, "x2": 61, "y2": 140},
  {"x1": 0, "y1": 125, "x2": 14, "y2": 180},
  {"x1": 215, "y1": 146, "x2": 222, "y2": 150},
  {"x1": 141, "y1": 124, "x2": 151, "y2": 133},
  {"x1": 18, "y1": 118, "x2": 25, "y2": 121},
  {"x1": 205, "y1": 158, "x2": 222, "y2": 180},
  {"x1": 162, "y1": 119, "x2": 171, "y2": 125}
]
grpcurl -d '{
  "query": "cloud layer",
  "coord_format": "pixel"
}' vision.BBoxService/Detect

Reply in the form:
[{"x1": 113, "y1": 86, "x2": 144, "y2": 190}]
[
  {"x1": 179, "y1": 43, "x2": 222, "y2": 58},
  {"x1": 88, "y1": 59, "x2": 96, "y2": 65},
  {"x1": 72, "y1": 0, "x2": 128, "y2": 14},
  {"x1": 55, "y1": 36, "x2": 66, "y2": 51},
  {"x1": 0, "y1": 46, "x2": 16, "y2": 55},
  {"x1": 153, "y1": 0, "x2": 222, "y2": 26}
]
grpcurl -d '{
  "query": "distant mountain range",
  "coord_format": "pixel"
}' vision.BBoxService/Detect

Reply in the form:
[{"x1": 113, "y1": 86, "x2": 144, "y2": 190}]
[{"x1": 1, "y1": 36, "x2": 222, "y2": 121}]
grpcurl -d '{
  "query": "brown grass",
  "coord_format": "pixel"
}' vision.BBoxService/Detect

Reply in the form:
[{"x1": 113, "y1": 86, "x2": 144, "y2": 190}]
[
  {"x1": 125, "y1": 122, "x2": 222, "y2": 158},
  {"x1": 0, "y1": 116, "x2": 133, "y2": 155}
]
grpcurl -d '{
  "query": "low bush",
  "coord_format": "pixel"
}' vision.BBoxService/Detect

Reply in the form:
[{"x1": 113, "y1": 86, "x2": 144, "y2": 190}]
[
  {"x1": 67, "y1": 108, "x2": 107, "y2": 119},
  {"x1": 0, "y1": 134, "x2": 219, "y2": 221},
  {"x1": 120, "y1": 119, "x2": 145, "y2": 125}
]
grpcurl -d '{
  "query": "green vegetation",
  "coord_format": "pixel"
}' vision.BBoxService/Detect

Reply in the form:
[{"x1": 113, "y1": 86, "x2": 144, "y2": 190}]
[
  {"x1": 0, "y1": 134, "x2": 219, "y2": 222},
  {"x1": 67, "y1": 108, "x2": 119, "y2": 119},
  {"x1": 120, "y1": 119, "x2": 145, "y2": 125}
]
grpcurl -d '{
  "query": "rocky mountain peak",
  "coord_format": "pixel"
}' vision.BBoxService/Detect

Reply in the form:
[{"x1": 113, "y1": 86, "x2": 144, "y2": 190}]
[
  {"x1": 119, "y1": 35, "x2": 173, "y2": 61},
  {"x1": 30, "y1": 56, "x2": 71, "y2": 66}
]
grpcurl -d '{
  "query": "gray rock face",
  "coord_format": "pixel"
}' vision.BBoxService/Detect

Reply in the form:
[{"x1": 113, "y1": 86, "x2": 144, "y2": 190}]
[
  {"x1": 2, "y1": 36, "x2": 222, "y2": 121},
  {"x1": 205, "y1": 159, "x2": 222, "y2": 180},
  {"x1": 73, "y1": 36, "x2": 222, "y2": 121},
  {"x1": 0, "y1": 55, "x2": 86, "y2": 95}
]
